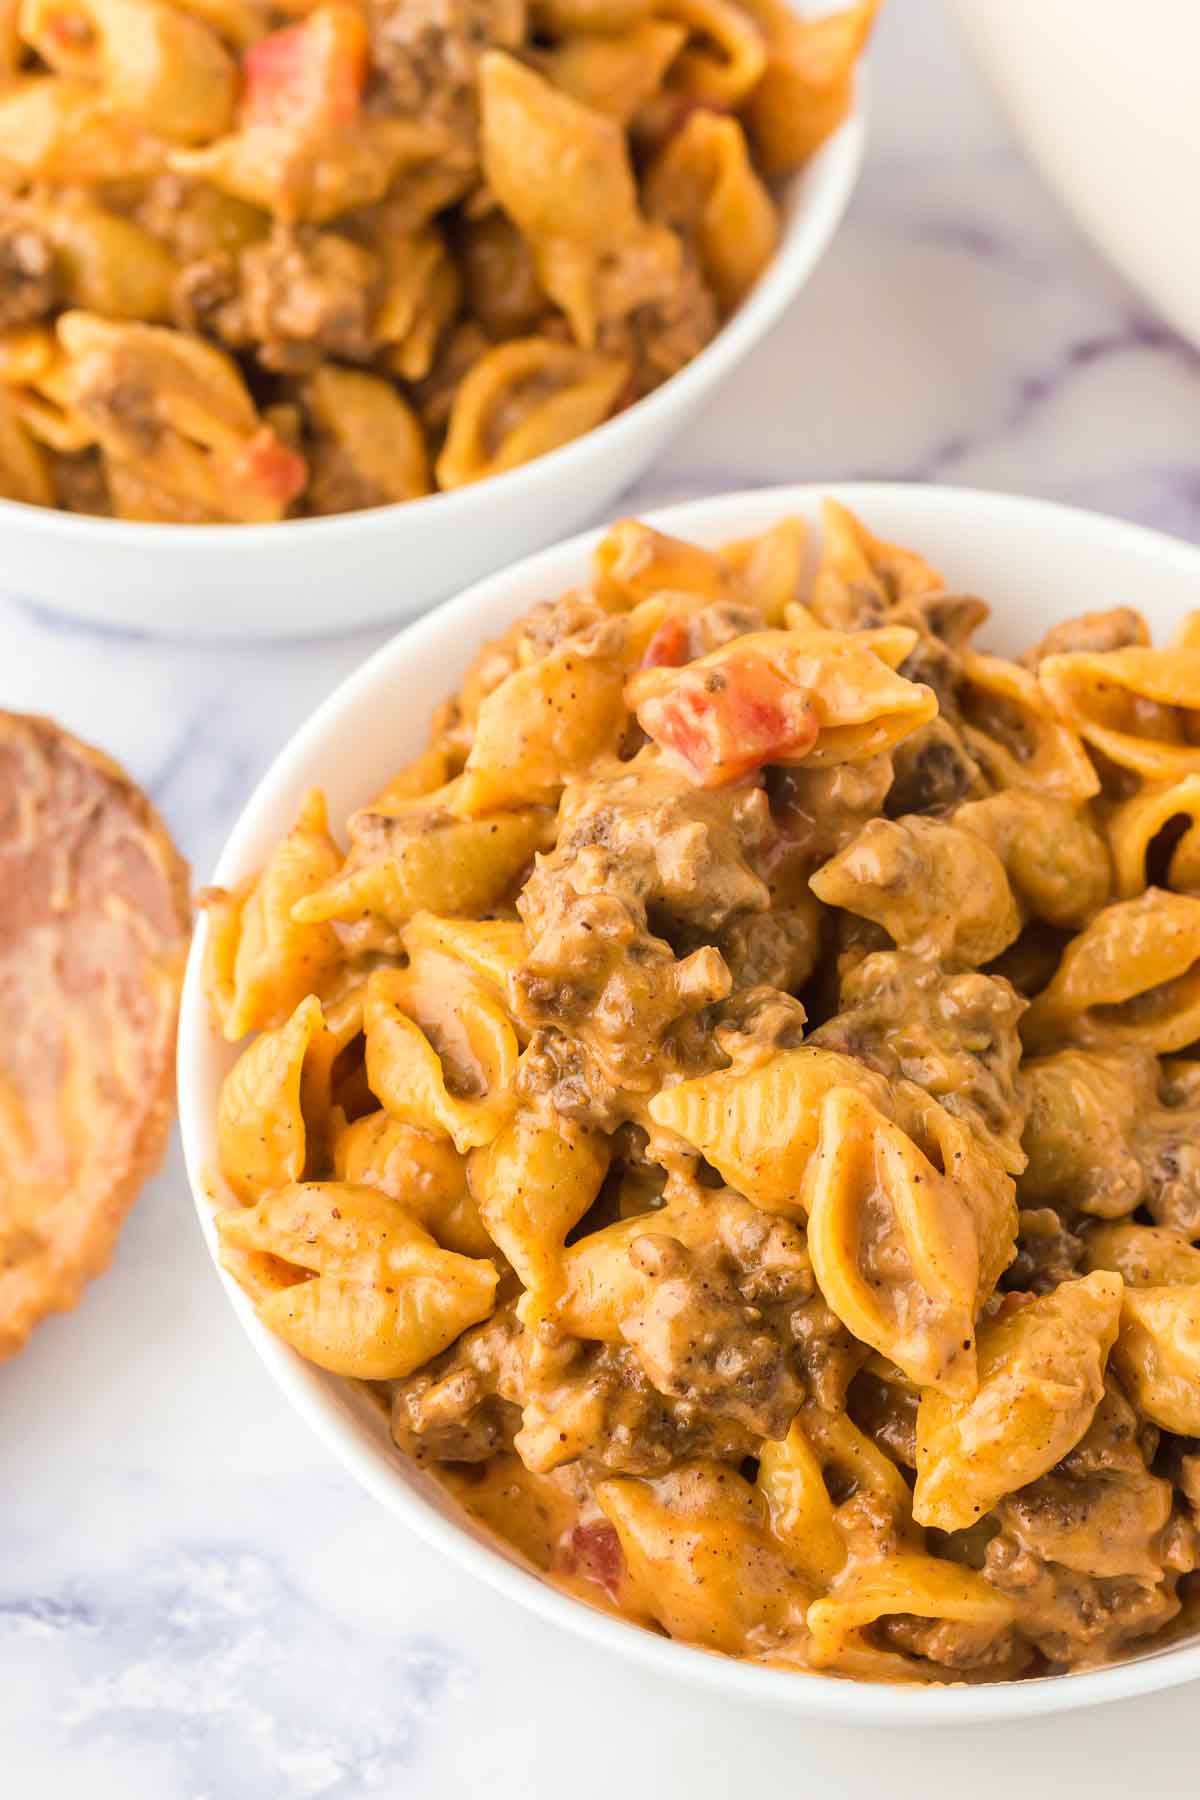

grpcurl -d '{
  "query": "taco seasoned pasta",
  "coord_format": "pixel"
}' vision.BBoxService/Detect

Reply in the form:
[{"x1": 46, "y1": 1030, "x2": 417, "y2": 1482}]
[
  {"x1": 0, "y1": 0, "x2": 872, "y2": 519},
  {"x1": 207, "y1": 501, "x2": 1200, "y2": 1683}
]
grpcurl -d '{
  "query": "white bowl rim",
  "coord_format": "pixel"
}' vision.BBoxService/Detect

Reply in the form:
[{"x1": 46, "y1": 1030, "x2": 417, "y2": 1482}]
[
  {"x1": 178, "y1": 479, "x2": 1200, "y2": 1724},
  {"x1": 0, "y1": 78, "x2": 866, "y2": 553}
]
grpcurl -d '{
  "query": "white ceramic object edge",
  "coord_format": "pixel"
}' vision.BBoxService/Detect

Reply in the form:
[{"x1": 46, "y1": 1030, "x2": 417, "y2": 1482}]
[
  {"x1": 946, "y1": 0, "x2": 1200, "y2": 347},
  {"x1": 178, "y1": 482, "x2": 1200, "y2": 1722},
  {"x1": 0, "y1": 90, "x2": 865, "y2": 641}
]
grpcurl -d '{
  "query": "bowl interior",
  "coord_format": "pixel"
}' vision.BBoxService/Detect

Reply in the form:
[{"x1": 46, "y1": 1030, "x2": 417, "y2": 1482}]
[{"x1": 178, "y1": 482, "x2": 1200, "y2": 1720}]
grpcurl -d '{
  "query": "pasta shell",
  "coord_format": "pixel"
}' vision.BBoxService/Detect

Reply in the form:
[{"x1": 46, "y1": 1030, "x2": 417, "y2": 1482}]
[
  {"x1": 912, "y1": 1270, "x2": 1123, "y2": 1532},
  {"x1": 810, "y1": 815, "x2": 1021, "y2": 968},
  {"x1": 209, "y1": 787, "x2": 343, "y2": 1041},
  {"x1": 627, "y1": 625, "x2": 936, "y2": 779},
  {"x1": 805, "y1": 1087, "x2": 980, "y2": 1398},
  {"x1": 808, "y1": 495, "x2": 941, "y2": 629},
  {"x1": 647, "y1": 1045, "x2": 892, "y2": 1213},
  {"x1": 1022, "y1": 888, "x2": 1200, "y2": 1054},
  {"x1": 468, "y1": 1112, "x2": 610, "y2": 1292},
  {"x1": 1040, "y1": 644, "x2": 1200, "y2": 781},
  {"x1": 758, "y1": 1405, "x2": 914, "y2": 1588},
  {"x1": 1111, "y1": 1283, "x2": 1200, "y2": 1435},
  {"x1": 332, "y1": 1109, "x2": 492, "y2": 1258},
  {"x1": 957, "y1": 790, "x2": 1111, "y2": 930},
  {"x1": 1106, "y1": 774, "x2": 1200, "y2": 900},
  {"x1": 216, "y1": 992, "x2": 323, "y2": 1201},
  {"x1": 740, "y1": 0, "x2": 878, "y2": 180},
  {"x1": 294, "y1": 803, "x2": 547, "y2": 942},
  {"x1": 807, "y1": 1553, "x2": 1015, "y2": 1679},
  {"x1": 453, "y1": 634, "x2": 629, "y2": 813},
  {"x1": 364, "y1": 966, "x2": 518, "y2": 1153},
  {"x1": 960, "y1": 651, "x2": 1099, "y2": 801},
  {"x1": 218, "y1": 1180, "x2": 498, "y2": 1379},
  {"x1": 595, "y1": 1461, "x2": 812, "y2": 1655},
  {"x1": 644, "y1": 111, "x2": 778, "y2": 311},
  {"x1": 1083, "y1": 1222, "x2": 1200, "y2": 1289}
]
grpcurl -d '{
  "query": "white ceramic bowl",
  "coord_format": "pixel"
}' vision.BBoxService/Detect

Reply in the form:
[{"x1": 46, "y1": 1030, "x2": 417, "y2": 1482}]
[
  {"x1": 1, "y1": 67, "x2": 865, "y2": 641},
  {"x1": 178, "y1": 482, "x2": 1200, "y2": 1721},
  {"x1": 947, "y1": 0, "x2": 1200, "y2": 345}
]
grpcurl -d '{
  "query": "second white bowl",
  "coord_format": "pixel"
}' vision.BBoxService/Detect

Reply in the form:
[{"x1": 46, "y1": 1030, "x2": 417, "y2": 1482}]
[{"x1": 2, "y1": 65, "x2": 865, "y2": 641}]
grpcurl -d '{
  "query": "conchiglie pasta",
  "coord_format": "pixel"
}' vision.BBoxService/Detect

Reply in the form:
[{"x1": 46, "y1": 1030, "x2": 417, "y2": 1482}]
[
  {"x1": 806, "y1": 1554, "x2": 1017, "y2": 1680},
  {"x1": 364, "y1": 966, "x2": 518, "y2": 1153},
  {"x1": 0, "y1": 76, "x2": 170, "y2": 182},
  {"x1": 741, "y1": 0, "x2": 877, "y2": 179},
  {"x1": 1022, "y1": 888, "x2": 1200, "y2": 1054},
  {"x1": 451, "y1": 633, "x2": 630, "y2": 814},
  {"x1": 804, "y1": 1086, "x2": 980, "y2": 1397},
  {"x1": 0, "y1": 390, "x2": 53, "y2": 504},
  {"x1": 758, "y1": 1404, "x2": 914, "y2": 1588},
  {"x1": 592, "y1": 517, "x2": 734, "y2": 611},
  {"x1": 370, "y1": 224, "x2": 461, "y2": 385},
  {"x1": 436, "y1": 338, "x2": 629, "y2": 491},
  {"x1": 1083, "y1": 1222, "x2": 1200, "y2": 1289},
  {"x1": 367, "y1": 748, "x2": 452, "y2": 812},
  {"x1": 331, "y1": 1109, "x2": 493, "y2": 1258},
  {"x1": 912, "y1": 1271, "x2": 1123, "y2": 1532},
  {"x1": 468, "y1": 1111, "x2": 610, "y2": 1291},
  {"x1": 55, "y1": 310, "x2": 306, "y2": 522},
  {"x1": 647, "y1": 1045, "x2": 893, "y2": 1214},
  {"x1": 403, "y1": 912, "x2": 529, "y2": 1000},
  {"x1": 595, "y1": 1462, "x2": 812, "y2": 1655},
  {"x1": 478, "y1": 51, "x2": 642, "y2": 347},
  {"x1": 1106, "y1": 774, "x2": 1200, "y2": 900},
  {"x1": 292, "y1": 798, "x2": 547, "y2": 945},
  {"x1": 216, "y1": 1181, "x2": 498, "y2": 1378},
  {"x1": 1110, "y1": 1284, "x2": 1200, "y2": 1435},
  {"x1": 809, "y1": 494, "x2": 943, "y2": 631},
  {"x1": 303, "y1": 365, "x2": 431, "y2": 512},
  {"x1": 35, "y1": 195, "x2": 177, "y2": 321},
  {"x1": 644, "y1": 110, "x2": 778, "y2": 311},
  {"x1": 216, "y1": 992, "x2": 324, "y2": 1201},
  {"x1": 956, "y1": 790, "x2": 1111, "y2": 929},
  {"x1": 20, "y1": 0, "x2": 238, "y2": 140},
  {"x1": 656, "y1": 0, "x2": 766, "y2": 108},
  {"x1": 1040, "y1": 643, "x2": 1200, "y2": 782},
  {"x1": 531, "y1": 19, "x2": 687, "y2": 122},
  {"x1": 810, "y1": 815, "x2": 1021, "y2": 968},
  {"x1": 205, "y1": 787, "x2": 342, "y2": 1041},
  {"x1": 959, "y1": 651, "x2": 1099, "y2": 802},
  {"x1": 719, "y1": 515, "x2": 805, "y2": 625}
]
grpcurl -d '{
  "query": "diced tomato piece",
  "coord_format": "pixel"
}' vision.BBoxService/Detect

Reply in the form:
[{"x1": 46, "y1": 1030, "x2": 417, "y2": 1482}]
[
  {"x1": 641, "y1": 615, "x2": 692, "y2": 669},
  {"x1": 241, "y1": 5, "x2": 367, "y2": 134},
  {"x1": 232, "y1": 427, "x2": 308, "y2": 506},
  {"x1": 558, "y1": 1520, "x2": 624, "y2": 1599},
  {"x1": 637, "y1": 650, "x2": 820, "y2": 786},
  {"x1": 44, "y1": 8, "x2": 93, "y2": 51}
]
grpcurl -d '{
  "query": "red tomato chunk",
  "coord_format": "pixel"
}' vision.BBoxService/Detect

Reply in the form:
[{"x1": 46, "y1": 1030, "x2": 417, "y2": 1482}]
[
  {"x1": 641, "y1": 615, "x2": 692, "y2": 669},
  {"x1": 241, "y1": 5, "x2": 367, "y2": 134},
  {"x1": 233, "y1": 427, "x2": 308, "y2": 505},
  {"x1": 638, "y1": 651, "x2": 820, "y2": 785},
  {"x1": 558, "y1": 1520, "x2": 625, "y2": 1599}
]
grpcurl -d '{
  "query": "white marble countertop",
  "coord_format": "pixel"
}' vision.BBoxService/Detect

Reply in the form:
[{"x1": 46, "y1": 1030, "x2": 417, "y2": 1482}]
[{"x1": 5, "y1": 2, "x2": 1200, "y2": 1792}]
